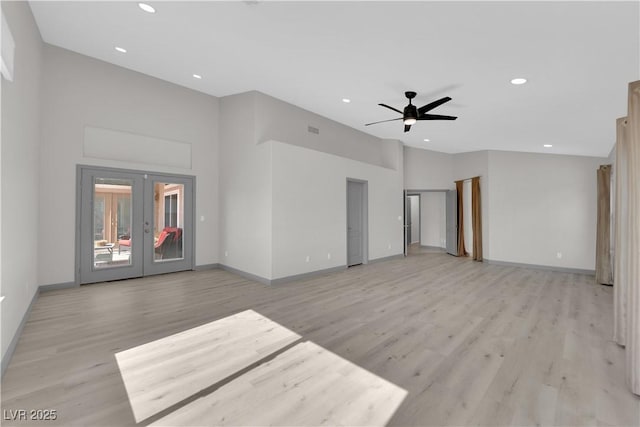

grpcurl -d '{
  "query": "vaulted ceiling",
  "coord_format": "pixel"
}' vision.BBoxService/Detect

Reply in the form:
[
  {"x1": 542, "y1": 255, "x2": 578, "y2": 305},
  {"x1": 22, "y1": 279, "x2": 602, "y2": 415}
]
[{"x1": 30, "y1": 1, "x2": 639, "y2": 157}]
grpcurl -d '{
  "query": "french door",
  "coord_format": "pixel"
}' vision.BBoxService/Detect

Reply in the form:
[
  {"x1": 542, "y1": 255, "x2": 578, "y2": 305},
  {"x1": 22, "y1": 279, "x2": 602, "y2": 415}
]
[{"x1": 78, "y1": 166, "x2": 194, "y2": 284}]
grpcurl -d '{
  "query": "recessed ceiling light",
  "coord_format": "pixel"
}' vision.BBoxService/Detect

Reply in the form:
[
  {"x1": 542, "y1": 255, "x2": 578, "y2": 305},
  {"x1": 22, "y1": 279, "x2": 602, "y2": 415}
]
[
  {"x1": 543, "y1": 144, "x2": 553, "y2": 148},
  {"x1": 423, "y1": 139, "x2": 430, "y2": 142},
  {"x1": 138, "y1": 3, "x2": 155, "y2": 13},
  {"x1": 193, "y1": 74, "x2": 202, "y2": 79},
  {"x1": 342, "y1": 98, "x2": 351, "y2": 103},
  {"x1": 511, "y1": 78, "x2": 527, "y2": 85},
  {"x1": 115, "y1": 46, "x2": 127, "y2": 53}
]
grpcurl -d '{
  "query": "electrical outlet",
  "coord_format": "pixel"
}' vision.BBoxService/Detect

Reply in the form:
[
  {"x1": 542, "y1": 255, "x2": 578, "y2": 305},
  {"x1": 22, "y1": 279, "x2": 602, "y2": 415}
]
[
  {"x1": 327, "y1": 253, "x2": 331, "y2": 260},
  {"x1": 388, "y1": 243, "x2": 392, "y2": 250},
  {"x1": 557, "y1": 252, "x2": 562, "y2": 259},
  {"x1": 306, "y1": 255, "x2": 310, "y2": 262},
  {"x1": 224, "y1": 251, "x2": 228, "y2": 257}
]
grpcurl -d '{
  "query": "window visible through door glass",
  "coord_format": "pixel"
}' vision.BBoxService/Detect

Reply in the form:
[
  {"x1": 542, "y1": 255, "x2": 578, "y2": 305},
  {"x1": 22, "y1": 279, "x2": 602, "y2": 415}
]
[
  {"x1": 93, "y1": 178, "x2": 133, "y2": 269},
  {"x1": 153, "y1": 182, "x2": 184, "y2": 261}
]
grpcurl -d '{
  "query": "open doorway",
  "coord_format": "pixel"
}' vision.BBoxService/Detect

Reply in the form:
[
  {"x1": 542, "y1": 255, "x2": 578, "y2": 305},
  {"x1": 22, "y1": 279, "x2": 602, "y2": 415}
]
[
  {"x1": 404, "y1": 190, "x2": 447, "y2": 256},
  {"x1": 405, "y1": 194, "x2": 420, "y2": 254}
]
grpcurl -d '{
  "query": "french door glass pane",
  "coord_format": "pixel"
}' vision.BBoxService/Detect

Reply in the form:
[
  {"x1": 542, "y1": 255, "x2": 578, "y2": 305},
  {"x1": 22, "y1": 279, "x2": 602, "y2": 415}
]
[
  {"x1": 153, "y1": 182, "x2": 184, "y2": 261},
  {"x1": 93, "y1": 178, "x2": 133, "y2": 270}
]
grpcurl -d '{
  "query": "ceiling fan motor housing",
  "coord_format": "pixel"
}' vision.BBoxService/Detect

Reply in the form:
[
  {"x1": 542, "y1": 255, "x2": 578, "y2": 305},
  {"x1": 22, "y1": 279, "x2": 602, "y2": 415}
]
[{"x1": 404, "y1": 104, "x2": 418, "y2": 120}]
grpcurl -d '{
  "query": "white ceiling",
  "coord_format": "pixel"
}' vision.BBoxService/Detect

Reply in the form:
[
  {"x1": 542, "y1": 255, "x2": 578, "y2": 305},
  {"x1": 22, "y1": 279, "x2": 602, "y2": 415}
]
[{"x1": 30, "y1": 1, "x2": 639, "y2": 157}]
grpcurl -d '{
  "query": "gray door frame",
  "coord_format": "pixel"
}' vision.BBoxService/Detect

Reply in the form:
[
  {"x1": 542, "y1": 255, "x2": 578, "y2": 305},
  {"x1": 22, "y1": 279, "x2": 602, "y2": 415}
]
[
  {"x1": 346, "y1": 178, "x2": 368, "y2": 267},
  {"x1": 76, "y1": 165, "x2": 196, "y2": 285},
  {"x1": 403, "y1": 190, "x2": 409, "y2": 256}
]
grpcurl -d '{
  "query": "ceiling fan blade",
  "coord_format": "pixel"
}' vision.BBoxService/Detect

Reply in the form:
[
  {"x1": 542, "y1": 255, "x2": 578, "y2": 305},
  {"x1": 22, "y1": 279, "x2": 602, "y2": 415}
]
[
  {"x1": 378, "y1": 103, "x2": 403, "y2": 114},
  {"x1": 404, "y1": 124, "x2": 412, "y2": 133},
  {"x1": 417, "y1": 97, "x2": 452, "y2": 115},
  {"x1": 364, "y1": 117, "x2": 403, "y2": 126},
  {"x1": 418, "y1": 114, "x2": 457, "y2": 120}
]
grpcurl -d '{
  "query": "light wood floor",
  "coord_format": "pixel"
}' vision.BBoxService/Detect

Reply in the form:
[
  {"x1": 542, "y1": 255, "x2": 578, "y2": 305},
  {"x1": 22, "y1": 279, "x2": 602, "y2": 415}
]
[{"x1": 2, "y1": 249, "x2": 639, "y2": 426}]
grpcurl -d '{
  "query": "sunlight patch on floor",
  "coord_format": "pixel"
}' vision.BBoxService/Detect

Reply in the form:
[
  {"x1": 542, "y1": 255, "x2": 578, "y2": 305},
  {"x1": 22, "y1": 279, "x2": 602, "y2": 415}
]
[
  {"x1": 115, "y1": 309, "x2": 407, "y2": 426},
  {"x1": 115, "y1": 309, "x2": 301, "y2": 422}
]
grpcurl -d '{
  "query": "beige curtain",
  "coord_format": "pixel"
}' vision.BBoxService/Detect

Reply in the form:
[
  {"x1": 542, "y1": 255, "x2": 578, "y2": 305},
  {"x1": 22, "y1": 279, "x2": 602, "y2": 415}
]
[
  {"x1": 614, "y1": 117, "x2": 629, "y2": 346},
  {"x1": 626, "y1": 80, "x2": 640, "y2": 396},
  {"x1": 596, "y1": 165, "x2": 613, "y2": 284},
  {"x1": 455, "y1": 180, "x2": 466, "y2": 257},
  {"x1": 471, "y1": 177, "x2": 483, "y2": 261}
]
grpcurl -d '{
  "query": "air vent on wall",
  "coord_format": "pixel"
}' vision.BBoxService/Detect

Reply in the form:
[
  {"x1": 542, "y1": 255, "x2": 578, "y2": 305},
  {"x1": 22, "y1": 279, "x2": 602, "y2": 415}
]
[{"x1": 308, "y1": 126, "x2": 320, "y2": 135}]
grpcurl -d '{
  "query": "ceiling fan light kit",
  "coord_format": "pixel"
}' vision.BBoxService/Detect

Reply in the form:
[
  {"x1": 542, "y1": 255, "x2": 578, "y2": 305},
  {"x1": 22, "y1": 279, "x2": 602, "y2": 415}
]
[{"x1": 365, "y1": 90, "x2": 457, "y2": 133}]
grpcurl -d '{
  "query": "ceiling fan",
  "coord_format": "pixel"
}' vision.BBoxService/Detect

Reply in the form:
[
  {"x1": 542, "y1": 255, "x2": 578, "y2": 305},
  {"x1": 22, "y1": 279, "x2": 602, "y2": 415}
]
[{"x1": 365, "y1": 91, "x2": 457, "y2": 133}]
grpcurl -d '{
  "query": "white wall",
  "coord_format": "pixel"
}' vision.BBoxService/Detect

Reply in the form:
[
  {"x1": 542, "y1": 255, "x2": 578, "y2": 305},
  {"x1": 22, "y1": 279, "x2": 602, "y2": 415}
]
[
  {"x1": 38, "y1": 45, "x2": 220, "y2": 285},
  {"x1": 404, "y1": 146, "x2": 454, "y2": 190},
  {"x1": 409, "y1": 196, "x2": 420, "y2": 243},
  {"x1": 270, "y1": 141, "x2": 403, "y2": 279},
  {"x1": 420, "y1": 192, "x2": 446, "y2": 248},
  {"x1": 219, "y1": 92, "x2": 273, "y2": 279},
  {"x1": 488, "y1": 150, "x2": 605, "y2": 270},
  {"x1": 1, "y1": 1, "x2": 43, "y2": 364}
]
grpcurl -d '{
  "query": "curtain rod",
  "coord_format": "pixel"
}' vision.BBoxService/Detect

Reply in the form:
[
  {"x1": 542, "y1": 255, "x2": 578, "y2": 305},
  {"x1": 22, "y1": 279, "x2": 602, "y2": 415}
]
[{"x1": 454, "y1": 176, "x2": 481, "y2": 183}]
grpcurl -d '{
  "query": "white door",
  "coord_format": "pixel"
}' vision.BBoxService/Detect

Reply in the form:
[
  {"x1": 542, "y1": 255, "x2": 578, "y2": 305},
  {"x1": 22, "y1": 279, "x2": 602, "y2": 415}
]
[{"x1": 347, "y1": 180, "x2": 365, "y2": 266}]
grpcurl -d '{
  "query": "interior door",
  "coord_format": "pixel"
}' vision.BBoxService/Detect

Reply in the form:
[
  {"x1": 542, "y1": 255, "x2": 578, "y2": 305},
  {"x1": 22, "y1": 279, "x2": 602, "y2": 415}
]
[
  {"x1": 347, "y1": 180, "x2": 364, "y2": 266},
  {"x1": 446, "y1": 190, "x2": 458, "y2": 256},
  {"x1": 143, "y1": 174, "x2": 194, "y2": 276},
  {"x1": 79, "y1": 168, "x2": 144, "y2": 284}
]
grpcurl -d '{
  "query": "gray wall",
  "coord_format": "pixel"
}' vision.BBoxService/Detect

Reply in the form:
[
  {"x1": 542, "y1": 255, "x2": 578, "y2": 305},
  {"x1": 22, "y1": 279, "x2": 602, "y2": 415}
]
[
  {"x1": 1, "y1": 1, "x2": 43, "y2": 365},
  {"x1": 38, "y1": 45, "x2": 220, "y2": 286}
]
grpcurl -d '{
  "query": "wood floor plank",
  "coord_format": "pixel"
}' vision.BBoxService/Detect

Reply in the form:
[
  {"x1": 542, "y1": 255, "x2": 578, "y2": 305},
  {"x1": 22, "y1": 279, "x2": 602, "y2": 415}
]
[{"x1": 2, "y1": 247, "x2": 638, "y2": 426}]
